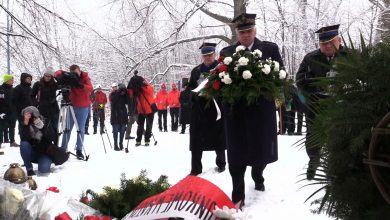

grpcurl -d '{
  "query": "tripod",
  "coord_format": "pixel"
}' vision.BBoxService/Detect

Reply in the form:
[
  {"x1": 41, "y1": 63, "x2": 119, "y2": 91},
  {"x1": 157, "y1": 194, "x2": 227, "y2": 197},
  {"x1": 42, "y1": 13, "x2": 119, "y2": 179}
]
[{"x1": 57, "y1": 89, "x2": 90, "y2": 161}]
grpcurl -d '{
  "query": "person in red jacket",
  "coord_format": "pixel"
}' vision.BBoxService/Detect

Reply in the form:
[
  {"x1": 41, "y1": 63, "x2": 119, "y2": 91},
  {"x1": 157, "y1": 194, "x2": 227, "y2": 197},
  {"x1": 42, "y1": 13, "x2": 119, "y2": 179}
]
[
  {"x1": 57, "y1": 64, "x2": 93, "y2": 159},
  {"x1": 155, "y1": 84, "x2": 169, "y2": 132},
  {"x1": 128, "y1": 72, "x2": 156, "y2": 146},
  {"x1": 168, "y1": 83, "x2": 180, "y2": 131},
  {"x1": 91, "y1": 85, "x2": 108, "y2": 134}
]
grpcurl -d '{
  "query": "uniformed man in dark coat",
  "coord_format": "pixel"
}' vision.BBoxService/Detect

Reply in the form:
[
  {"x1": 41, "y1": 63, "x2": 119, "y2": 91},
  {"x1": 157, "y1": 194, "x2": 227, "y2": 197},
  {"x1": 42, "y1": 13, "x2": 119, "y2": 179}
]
[
  {"x1": 295, "y1": 24, "x2": 345, "y2": 180},
  {"x1": 219, "y1": 13, "x2": 283, "y2": 208},
  {"x1": 187, "y1": 42, "x2": 226, "y2": 176}
]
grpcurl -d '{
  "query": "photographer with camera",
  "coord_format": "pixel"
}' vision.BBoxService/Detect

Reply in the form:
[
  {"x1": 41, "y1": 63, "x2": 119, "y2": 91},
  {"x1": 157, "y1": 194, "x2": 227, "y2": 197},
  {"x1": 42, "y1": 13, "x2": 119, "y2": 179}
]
[
  {"x1": 55, "y1": 65, "x2": 93, "y2": 159},
  {"x1": 110, "y1": 83, "x2": 129, "y2": 151},
  {"x1": 19, "y1": 106, "x2": 68, "y2": 175},
  {"x1": 127, "y1": 71, "x2": 156, "y2": 147}
]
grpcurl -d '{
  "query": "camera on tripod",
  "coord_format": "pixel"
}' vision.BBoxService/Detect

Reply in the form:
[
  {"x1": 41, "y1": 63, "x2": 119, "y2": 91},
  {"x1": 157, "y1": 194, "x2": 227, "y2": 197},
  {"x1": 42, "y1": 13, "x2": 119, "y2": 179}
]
[{"x1": 55, "y1": 71, "x2": 82, "y2": 106}]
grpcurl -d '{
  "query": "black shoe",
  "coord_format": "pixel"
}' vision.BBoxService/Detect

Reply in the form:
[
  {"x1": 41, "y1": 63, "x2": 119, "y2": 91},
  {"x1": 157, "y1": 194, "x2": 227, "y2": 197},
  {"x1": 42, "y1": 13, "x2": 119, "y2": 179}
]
[
  {"x1": 93, "y1": 131, "x2": 97, "y2": 134},
  {"x1": 114, "y1": 145, "x2": 120, "y2": 151},
  {"x1": 4, "y1": 139, "x2": 9, "y2": 143},
  {"x1": 144, "y1": 141, "x2": 150, "y2": 146},
  {"x1": 135, "y1": 141, "x2": 141, "y2": 147},
  {"x1": 216, "y1": 167, "x2": 226, "y2": 173},
  {"x1": 100, "y1": 130, "x2": 105, "y2": 134},
  {"x1": 76, "y1": 150, "x2": 84, "y2": 160},
  {"x1": 164, "y1": 129, "x2": 168, "y2": 132},
  {"x1": 255, "y1": 183, "x2": 265, "y2": 191},
  {"x1": 180, "y1": 131, "x2": 185, "y2": 134},
  {"x1": 294, "y1": 132, "x2": 302, "y2": 135},
  {"x1": 129, "y1": 136, "x2": 135, "y2": 139},
  {"x1": 119, "y1": 144, "x2": 123, "y2": 150},
  {"x1": 85, "y1": 132, "x2": 90, "y2": 135},
  {"x1": 27, "y1": 170, "x2": 36, "y2": 176},
  {"x1": 287, "y1": 132, "x2": 293, "y2": 136},
  {"x1": 188, "y1": 171, "x2": 201, "y2": 176}
]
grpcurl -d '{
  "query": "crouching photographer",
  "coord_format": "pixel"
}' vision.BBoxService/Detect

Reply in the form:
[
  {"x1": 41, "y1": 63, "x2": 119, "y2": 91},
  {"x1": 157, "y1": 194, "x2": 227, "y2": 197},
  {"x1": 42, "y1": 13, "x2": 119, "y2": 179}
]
[
  {"x1": 55, "y1": 65, "x2": 93, "y2": 159},
  {"x1": 19, "y1": 106, "x2": 69, "y2": 176},
  {"x1": 127, "y1": 71, "x2": 157, "y2": 146}
]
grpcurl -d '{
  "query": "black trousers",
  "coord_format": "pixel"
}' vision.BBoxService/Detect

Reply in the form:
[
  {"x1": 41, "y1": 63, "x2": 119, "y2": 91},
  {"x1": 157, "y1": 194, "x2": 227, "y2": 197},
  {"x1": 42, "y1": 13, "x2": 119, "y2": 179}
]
[
  {"x1": 170, "y1": 107, "x2": 179, "y2": 131},
  {"x1": 229, "y1": 164, "x2": 267, "y2": 203},
  {"x1": 305, "y1": 97, "x2": 321, "y2": 163},
  {"x1": 93, "y1": 109, "x2": 105, "y2": 132},
  {"x1": 285, "y1": 110, "x2": 296, "y2": 134},
  {"x1": 136, "y1": 113, "x2": 154, "y2": 142},
  {"x1": 157, "y1": 110, "x2": 167, "y2": 131},
  {"x1": 191, "y1": 150, "x2": 226, "y2": 174},
  {"x1": 296, "y1": 111, "x2": 304, "y2": 133}
]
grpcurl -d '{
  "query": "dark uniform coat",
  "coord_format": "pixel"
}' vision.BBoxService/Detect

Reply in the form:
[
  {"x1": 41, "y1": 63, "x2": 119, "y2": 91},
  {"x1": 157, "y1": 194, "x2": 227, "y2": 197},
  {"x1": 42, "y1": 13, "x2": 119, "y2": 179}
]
[
  {"x1": 188, "y1": 60, "x2": 226, "y2": 151},
  {"x1": 31, "y1": 78, "x2": 59, "y2": 122},
  {"x1": 179, "y1": 88, "x2": 192, "y2": 125},
  {"x1": 295, "y1": 46, "x2": 346, "y2": 160},
  {"x1": 220, "y1": 38, "x2": 283, "y2": 167}
]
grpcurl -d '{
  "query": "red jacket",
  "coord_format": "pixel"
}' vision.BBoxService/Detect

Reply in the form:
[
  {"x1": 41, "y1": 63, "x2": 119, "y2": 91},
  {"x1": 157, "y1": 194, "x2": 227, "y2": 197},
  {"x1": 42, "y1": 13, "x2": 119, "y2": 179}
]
[
  {"x1": 168, "y1": 89, "x2": 181, "y2": 108},
  {"x1": 130, "y1": 83, "x2": 155, "y2": 115},
  {"x1": 92, "y1": 90, "x2": 107, "y2": 110},
  {"x1": 56, "y1": 71, "x2": 93, "y2": 108},
  {"x1": 155, "y1": 89, "x2": 169, "y2": 110}
]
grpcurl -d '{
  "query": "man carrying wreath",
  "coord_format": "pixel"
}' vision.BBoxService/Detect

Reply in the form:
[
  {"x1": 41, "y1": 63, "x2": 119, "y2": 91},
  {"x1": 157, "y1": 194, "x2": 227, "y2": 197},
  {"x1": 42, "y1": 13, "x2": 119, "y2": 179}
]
[{"x1": 219, "y1": 13, "x2": 284, "y2": 209}]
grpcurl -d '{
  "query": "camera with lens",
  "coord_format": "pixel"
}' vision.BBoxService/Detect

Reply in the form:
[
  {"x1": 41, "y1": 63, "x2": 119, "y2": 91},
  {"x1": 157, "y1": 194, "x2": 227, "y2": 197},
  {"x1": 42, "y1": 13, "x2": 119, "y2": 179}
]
[{"x1": 55, "y1": 71, "x2": 82, "y2": 105}]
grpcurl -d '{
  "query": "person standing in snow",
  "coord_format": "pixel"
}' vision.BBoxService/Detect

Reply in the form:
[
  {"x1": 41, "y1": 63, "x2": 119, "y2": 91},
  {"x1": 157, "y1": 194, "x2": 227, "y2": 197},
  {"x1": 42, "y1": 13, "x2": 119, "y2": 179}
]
[
  {"x1": 295, "y1": 24, "x2": 345, "y2": 180},
  {"x1": 219, "y1": 13, "x2": 283, "y2": 209},
  {"x1": 187, "y1": 42, "x2": 226, "y2": 176},
  {"x1": 155, "y1": 83, "x2": 169, "y2": 132},
  {"x1": 91, "y1": 85, "x2": 107, "y2": 134},
  {"x1": 168, "y1": 83, "x2": 180, "y2": 132},
  {"x1": 110, "y1": 83, "x2": 130, "y2": 151},
  {"x1": 0, "y1": 74, "x2": 17, "y2": 148}
]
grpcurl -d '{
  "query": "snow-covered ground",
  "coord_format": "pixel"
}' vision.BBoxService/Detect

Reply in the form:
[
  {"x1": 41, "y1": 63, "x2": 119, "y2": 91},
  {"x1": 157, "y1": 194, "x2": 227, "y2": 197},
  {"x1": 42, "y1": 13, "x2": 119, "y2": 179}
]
[{"x1": 0, "y1": 118, "x2": 332, "y2": 220}]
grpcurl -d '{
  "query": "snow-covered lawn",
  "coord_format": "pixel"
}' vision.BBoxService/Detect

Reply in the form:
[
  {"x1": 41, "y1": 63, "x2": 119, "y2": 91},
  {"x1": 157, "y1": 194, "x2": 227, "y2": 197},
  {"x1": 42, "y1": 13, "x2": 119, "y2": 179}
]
[{"x1": 0, "y1": 120, "x2": 332, "y2": 220}]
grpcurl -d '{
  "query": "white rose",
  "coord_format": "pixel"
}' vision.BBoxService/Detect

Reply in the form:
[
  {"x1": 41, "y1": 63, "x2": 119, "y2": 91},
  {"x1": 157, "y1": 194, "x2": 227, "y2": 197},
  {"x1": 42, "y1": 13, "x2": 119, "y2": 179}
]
[
  {"x1": 235, "y1": 45, "x2": 246, "y2": 52},
  {"x1": 242, "y1": 70, "x2": 252, "y2": 80},
  {"x1": 279, "y1": 69, "x2": 287, "y2": 79},
  {"x1": 238, "y1": 57, "x2": 249, "y2": 66},
  {"x1": 218, "y1": 71, "x2": 225, "y2": 78},
  {"x1": 223, "y1": 57, "x2": 233, "y2": 65},
  {"x1": 222, "y1": 74, "x2": 232, "y2": 84},
  {"x1": 273, "y1": 61, "x2": 280, "y2": 72},
  {"x1": 253, "y1": 49, "x2": 262, "y2": 57},
  {"x1": 262, "y1": 64, "x2": 271, "y2": 75}
]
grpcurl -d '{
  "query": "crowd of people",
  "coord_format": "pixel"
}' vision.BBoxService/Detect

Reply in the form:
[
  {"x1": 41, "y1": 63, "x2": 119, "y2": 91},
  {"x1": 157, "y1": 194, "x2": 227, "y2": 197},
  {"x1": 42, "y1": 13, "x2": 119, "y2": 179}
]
[{"x1": 0, "y1": 12, "x2": 343, "y2": 210}]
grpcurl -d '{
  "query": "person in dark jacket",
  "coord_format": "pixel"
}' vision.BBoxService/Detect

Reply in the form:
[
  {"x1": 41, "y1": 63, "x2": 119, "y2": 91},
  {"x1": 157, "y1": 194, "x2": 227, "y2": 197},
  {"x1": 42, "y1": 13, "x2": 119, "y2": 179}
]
[
  {"x1": 179, "y1": 82, "x2": 191, "y2": 134},
  {"x1": 295, "y1": 24, "x2": 345, "y2": 180},
  {"x1": 187, "y1": 42, "x2": 226, "y2": 176},
  {"x1": 219, "y1": 13, "x2": 283, "y2": 209},
  {"x1": 19, "y1": 106, "x2": 55, "y2": 175},
  {"x1": 31, "y1": 67, "x2": 59, "y2": 144},
  {"x1": 0, "y1": 74, "x2": 17, "y2": 148},
  {"x1": 110, "y1": 83, "x2": 129, "y2": 151},
  {"x1": 13, "y1": 72, "x2": 33, "y2": 124}
]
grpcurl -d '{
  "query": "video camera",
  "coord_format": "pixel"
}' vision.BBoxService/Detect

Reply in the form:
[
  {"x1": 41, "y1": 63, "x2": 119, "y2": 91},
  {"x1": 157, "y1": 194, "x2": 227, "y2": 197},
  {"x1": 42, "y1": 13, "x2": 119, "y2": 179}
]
[
  {"x1": 55, "y1": 71, "x2": 82, "y2": 106},
  {"x1": 127, "y1": 70, "x2": 145, "y2": 97}
]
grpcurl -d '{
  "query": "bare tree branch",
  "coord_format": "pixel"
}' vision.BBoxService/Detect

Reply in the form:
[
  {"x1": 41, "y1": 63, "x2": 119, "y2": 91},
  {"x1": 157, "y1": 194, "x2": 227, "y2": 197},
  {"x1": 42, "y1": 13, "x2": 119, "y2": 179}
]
[
  {"x1": 188, "y1": 0, "x2": 232, "y2": 23},
  {"x1": 149, "y1": 63, "x2": 195, "y2": 82},
  {"x1": 0, "y1": 31, "x2": 28, "y2": 38},
  {"x1": 368, "y1": 0, "x2": 385, "y2": 10}
]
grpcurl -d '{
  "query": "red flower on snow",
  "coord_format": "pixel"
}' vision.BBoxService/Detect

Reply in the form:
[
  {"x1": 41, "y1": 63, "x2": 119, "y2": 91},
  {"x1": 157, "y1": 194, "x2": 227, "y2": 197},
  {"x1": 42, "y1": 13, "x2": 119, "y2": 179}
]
[
  {"x1": 212, "y1": 80, "x2": 221, "y2": 90},
  {"x1": 218, "y1": 55, "x2": 225, "y2": 63}
]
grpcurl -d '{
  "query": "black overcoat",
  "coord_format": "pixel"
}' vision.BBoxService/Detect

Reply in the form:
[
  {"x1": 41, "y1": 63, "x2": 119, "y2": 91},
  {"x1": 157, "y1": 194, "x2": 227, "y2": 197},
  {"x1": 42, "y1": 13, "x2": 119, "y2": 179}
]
[
  {"x1": 179, "y1": 88, "x2": 191, "y2": 124},
  {"x1": 110, "y1": 89, "x2": 129, "y2": 125},
  {"x1": 220, "y1": 38, "x2": 283, "y2": 167},
  {"x1": 188, "y1": 61, "x2": 226, "y2": 151}
]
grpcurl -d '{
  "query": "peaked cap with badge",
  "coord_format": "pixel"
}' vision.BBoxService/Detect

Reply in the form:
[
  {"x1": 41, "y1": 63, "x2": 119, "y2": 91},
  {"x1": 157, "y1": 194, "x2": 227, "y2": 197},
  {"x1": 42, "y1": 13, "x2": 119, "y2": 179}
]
[
  {"x1": 315, "y1": 24, "x2": 340, "y2": 43},
  {"x1": 231, "y1": 13, "x2": 256, "y2": 31}
]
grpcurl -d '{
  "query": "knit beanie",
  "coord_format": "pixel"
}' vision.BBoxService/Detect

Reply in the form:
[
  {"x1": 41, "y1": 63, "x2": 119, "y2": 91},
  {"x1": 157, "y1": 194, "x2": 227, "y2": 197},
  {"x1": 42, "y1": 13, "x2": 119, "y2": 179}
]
[
  {"x1": 3, "y1": 74, "x2": 13, "y2": 83},
  {"x1": 43, "y1": 67, "x2": 55, "y2": 76}
]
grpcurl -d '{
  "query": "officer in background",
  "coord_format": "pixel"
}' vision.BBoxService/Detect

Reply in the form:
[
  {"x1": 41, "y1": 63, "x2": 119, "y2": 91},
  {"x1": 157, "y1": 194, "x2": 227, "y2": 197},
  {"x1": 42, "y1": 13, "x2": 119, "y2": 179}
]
[
  {"x1": 296, "y1": 24, "x2": 345, "y2": 180},
  {"x1": 187, "y1": 42, "x2": 226, "y2": 176}
]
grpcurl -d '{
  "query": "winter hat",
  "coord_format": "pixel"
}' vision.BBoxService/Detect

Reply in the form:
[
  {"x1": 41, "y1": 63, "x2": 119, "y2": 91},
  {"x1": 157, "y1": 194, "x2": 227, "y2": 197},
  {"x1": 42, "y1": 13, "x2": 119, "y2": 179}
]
[
  {"x1": 3, "y1": 74, "x2": 13, "y2": 83},
  {"x1": 21, "y1": 106, "x2": 40, "y2": 118},
  {"x1": 161, "y1": 84, "x2": 166, "y2": 89},
  {"x1": 111, "y1": 83, "x2": 118, "y2": 87},
  {"x1": 118, "y1": 83, "x2": 126, "y2": 89},
  {"x1": 43, "y1": 67, "x2": 55, "y2": 76},
  {"x1": 21, "y1": 72, "x2": 32, "y2": 84}
]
